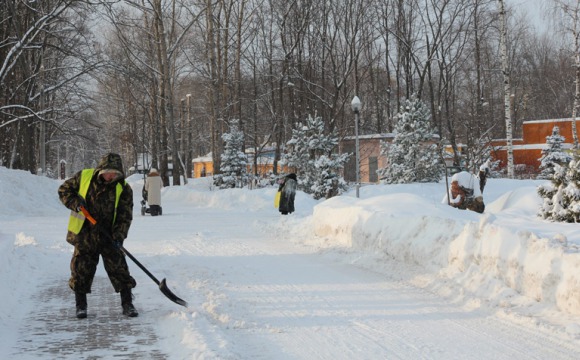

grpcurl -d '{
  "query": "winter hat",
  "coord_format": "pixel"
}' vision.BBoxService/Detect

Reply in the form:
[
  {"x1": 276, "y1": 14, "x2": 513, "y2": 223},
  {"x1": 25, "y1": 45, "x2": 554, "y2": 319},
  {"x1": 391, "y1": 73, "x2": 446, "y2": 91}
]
[{"x1": 149, "y1": 168, "x2": 158, "y2": 174}]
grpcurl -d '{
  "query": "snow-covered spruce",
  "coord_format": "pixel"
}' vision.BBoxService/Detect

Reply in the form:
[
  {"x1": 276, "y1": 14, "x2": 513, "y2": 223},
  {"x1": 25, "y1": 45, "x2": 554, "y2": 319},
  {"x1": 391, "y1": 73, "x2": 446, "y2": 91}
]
[
  {"x1": 378, "y1": 95, "x2": 443, "y2": 184},
  {"x1": 282, "y1": 114, "x2": 350, "y2": 200}
]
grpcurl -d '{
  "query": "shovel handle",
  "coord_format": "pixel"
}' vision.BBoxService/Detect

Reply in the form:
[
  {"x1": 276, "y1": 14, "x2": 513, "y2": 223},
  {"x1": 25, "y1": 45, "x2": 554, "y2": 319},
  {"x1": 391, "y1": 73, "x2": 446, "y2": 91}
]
[
  {"x1": 78, "y1": 205, "x2": 188, "y2": 307},
  {"x1": 79, "y1": 206, "x2": 162, "y2": 285},
  {"x1": 80, "y1": 206, "x2": 97, "y2": 225}
]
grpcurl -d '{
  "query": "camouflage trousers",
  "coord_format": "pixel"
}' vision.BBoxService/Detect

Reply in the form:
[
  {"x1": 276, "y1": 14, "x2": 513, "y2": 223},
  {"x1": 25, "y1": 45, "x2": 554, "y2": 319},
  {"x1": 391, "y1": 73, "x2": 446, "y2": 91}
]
[{"x1": 69, "y1": 241, "x2": 136, "y2": 294}]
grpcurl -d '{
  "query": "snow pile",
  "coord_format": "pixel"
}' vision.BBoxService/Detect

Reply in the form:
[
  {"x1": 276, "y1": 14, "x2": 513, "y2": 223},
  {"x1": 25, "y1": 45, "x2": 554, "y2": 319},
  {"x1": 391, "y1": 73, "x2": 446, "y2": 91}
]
[
  {"x1": 312, "y1": 179, "x2": 580, "y2": 324},
  {"x1": 0, "y1": 166, "x2": 62, "y2": 216}
]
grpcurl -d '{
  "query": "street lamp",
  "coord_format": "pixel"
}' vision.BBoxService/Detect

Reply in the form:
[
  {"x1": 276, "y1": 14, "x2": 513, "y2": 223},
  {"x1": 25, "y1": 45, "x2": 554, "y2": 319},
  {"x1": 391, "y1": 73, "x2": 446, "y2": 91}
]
[
  {"x1": 351, "y1": 96, "x2": 361, "y2": 198},
  {"x1": 186, "y1": 94, "x2": 192, "y2": 178},
  {"x1": 39, "y1": 64, "x2": 46, "y2": 175}
]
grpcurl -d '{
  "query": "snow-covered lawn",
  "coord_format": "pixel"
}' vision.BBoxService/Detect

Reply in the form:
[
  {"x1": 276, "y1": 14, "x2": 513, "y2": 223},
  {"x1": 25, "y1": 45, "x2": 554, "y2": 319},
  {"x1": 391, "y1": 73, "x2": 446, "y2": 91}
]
[{"x1": 1, "y1": 167, "x2": 579, "y2": 359}]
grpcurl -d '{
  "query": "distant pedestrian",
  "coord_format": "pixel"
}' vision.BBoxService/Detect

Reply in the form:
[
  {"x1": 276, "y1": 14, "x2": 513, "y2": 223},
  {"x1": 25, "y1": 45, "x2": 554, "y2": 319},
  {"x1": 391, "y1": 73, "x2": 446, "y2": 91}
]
[
  {"x1": 144, "y1": 168, "x2": 163, "y2": 216},
  {"x1": 278, "y1": 173, "x2": 297, "y2": 215},
  {"x1": 58, "y1": 153, "x2": 138, "y2": 318},
  {"x1": 478, "y1": 160, "x2": 491, "y2": 193}
]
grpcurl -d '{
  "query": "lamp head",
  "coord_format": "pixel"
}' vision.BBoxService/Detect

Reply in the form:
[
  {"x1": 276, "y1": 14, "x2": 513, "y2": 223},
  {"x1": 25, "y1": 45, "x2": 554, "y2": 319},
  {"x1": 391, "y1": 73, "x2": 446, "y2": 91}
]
[{"x1": 351, "y1": 96, "x2": 361, "y2": 113}]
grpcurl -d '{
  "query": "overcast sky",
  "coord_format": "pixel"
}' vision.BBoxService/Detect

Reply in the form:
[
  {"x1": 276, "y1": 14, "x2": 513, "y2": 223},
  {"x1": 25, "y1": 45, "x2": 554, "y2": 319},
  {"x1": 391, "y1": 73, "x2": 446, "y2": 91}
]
[{"x1": 509, "y1": 0, "x2": 551, "y2": 33}]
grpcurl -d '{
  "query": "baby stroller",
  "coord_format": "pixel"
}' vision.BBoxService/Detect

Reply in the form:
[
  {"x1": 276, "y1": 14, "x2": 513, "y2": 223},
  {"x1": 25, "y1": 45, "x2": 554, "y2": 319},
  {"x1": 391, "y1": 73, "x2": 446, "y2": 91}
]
[{"x1": 141, "y1": 188, "x2": 162, "y2": 216}]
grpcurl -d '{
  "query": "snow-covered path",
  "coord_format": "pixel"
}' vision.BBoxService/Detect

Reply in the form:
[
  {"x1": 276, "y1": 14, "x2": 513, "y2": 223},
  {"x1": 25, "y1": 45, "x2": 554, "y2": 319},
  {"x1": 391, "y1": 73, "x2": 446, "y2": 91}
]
[
  {"x1": 1, "y1": 171, "x2": 580, "y2": 359},
  {"x1": 129, "y1": 203, "x2": 577, "y2": 360}
]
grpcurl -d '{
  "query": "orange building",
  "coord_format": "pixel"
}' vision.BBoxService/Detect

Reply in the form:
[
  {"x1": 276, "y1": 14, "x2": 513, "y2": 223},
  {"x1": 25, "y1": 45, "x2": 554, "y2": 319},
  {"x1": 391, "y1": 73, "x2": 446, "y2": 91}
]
[
  {"x1": 491, "y1": 118, "x2": 578, "y2": 173},
  {"x1": 340, "y1": 133, "x2": 444, "y2": 184},
  {"x1": 191, "y1": 148, "x2": 288, "y2": 179},
  {"x1": 192, "y1": 154, "x2": 213, "y2": 178},
  {"x1": 340, "y1": 134, "x2": 394, "y2": 183}
]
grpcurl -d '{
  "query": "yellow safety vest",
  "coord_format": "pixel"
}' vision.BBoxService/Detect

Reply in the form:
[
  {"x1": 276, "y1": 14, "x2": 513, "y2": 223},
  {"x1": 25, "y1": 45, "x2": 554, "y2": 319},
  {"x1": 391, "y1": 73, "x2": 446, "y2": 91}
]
[{"x1": 67, "y1": 168, "x2": 124, "y2": 234}]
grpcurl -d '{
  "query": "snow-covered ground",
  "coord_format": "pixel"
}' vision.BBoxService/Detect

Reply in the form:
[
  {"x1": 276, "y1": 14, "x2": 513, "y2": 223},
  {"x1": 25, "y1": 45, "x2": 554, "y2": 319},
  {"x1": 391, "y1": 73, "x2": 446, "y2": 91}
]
[{"x1": 1, "y1": 166, "x2": 579, "y2": 359}]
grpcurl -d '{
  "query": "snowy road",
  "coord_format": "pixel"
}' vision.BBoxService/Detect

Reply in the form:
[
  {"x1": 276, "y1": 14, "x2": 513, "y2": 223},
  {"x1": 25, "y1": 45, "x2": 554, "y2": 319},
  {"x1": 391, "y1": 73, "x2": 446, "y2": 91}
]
[
  {"x1": 136, "y1": 202, "x2": 578, "y2": 360},
  {"x1": 1, "y1": 174, "x2": 580, "y2": 359}
]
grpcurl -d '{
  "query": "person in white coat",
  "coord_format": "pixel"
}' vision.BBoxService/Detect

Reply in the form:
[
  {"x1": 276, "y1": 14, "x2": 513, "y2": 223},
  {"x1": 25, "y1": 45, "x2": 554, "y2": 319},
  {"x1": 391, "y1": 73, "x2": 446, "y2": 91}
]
[{"x1": 144, "y1": 168, "x2": 163, "y2": 216}]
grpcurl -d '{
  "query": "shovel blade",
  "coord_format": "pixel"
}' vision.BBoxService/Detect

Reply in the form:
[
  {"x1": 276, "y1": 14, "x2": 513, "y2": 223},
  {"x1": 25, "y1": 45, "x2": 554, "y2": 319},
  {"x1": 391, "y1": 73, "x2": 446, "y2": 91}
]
[{"x1": 159, "y1": 278, "x2": 188, "y2": 307}]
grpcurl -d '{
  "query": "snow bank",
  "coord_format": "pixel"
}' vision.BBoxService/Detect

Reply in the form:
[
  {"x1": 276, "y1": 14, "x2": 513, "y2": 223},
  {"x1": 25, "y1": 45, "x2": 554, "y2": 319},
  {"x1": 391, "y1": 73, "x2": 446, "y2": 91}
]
[
  {"x1": 0, "y1": 166, "x2": 62, "y2": 216},
  {"x1": 313, "y1": 183, "x2": 580, "y2": 318}
]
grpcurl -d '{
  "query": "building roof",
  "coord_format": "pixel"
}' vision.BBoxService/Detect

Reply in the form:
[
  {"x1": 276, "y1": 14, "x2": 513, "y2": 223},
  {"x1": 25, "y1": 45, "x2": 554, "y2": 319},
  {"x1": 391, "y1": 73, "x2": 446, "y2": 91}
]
[
  {"x1": 493, "y1": 143, "x2": 573, "y2": 150},
  {"x1": 192, "y1": 153, "x2": 212, "y2": 163},
  {"x1": 342, "y1": 133, "x2": 395, "y2": 141},
  {"x1": 523, "y1": 117, "x2": 580, "y2": 124}
]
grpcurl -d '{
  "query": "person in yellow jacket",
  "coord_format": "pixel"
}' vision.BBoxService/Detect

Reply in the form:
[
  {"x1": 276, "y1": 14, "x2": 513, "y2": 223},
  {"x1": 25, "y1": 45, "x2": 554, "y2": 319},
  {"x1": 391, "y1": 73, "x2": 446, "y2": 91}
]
[
  {"x1": 278, "y1": 173, "x2": 297, "y2": 215},
  {"x1": 58, "y1": 153, "x2": 138, "y2": 318}
]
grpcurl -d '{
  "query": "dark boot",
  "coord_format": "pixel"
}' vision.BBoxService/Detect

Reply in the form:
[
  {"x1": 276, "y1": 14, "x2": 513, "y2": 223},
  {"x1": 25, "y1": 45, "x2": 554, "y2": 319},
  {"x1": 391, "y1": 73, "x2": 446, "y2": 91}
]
[
  {"x1": 120, "y1": 288, "x2": 138, "y2": 317},
  {"x1": 75, "y1": 292, "x2": 87, "y2": 319},
  {"x1": 150, "y1": 205, "x2": 160, "y2": 216}
]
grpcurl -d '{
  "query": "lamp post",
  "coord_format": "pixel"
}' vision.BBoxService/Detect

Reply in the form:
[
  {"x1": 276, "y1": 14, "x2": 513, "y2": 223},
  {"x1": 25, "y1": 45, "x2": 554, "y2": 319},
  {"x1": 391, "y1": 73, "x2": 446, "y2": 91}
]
[
  {"x1": 39, "y1": 64, "x2": 46, "y2": 175},
  {"x1": 186, "y1": 93, "x2": 192, "y2": 178},
  {"x1": 351, "y1": 96, "x2": 361, "y2": 198},
  {"x1": 180, "y1": 97, "x2": 188, "y2": 184}
]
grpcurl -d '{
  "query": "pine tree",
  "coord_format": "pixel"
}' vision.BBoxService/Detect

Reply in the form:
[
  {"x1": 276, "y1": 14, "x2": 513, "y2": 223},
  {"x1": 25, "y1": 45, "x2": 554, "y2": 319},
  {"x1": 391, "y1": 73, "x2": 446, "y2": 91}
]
[
  {"x1": 538, "y1": 159, "x2": 580, "y2": 222},
  {"x1": 214, "y1": 120, "x2": 248, "y2": 189},
  {"x1": 538, "y1": 126, "x2": 572, "y2": 179},
  {"x1": 283, "y1": 115, "x2": 350, "y2": 199},
  {"x1": 378, "y1": 95, "x2": 443, "y2": 184}
]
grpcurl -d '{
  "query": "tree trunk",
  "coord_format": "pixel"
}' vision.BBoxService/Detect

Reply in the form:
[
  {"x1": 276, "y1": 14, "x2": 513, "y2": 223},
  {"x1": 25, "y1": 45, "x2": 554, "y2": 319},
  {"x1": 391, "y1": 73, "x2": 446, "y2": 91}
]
[
  {"x1": 498, "y1": 0, "x2": 514, "y2": 178},
  {"x1": 571, "y1": 0, "x2": 580, "y2": 150}
]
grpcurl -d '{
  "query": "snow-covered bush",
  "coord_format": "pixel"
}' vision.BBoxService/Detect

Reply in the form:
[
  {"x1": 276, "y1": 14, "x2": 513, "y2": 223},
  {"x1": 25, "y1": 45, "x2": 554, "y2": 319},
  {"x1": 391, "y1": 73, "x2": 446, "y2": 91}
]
[{"x1": 538, "y1": 159, "x2": 580, "y2": 222}]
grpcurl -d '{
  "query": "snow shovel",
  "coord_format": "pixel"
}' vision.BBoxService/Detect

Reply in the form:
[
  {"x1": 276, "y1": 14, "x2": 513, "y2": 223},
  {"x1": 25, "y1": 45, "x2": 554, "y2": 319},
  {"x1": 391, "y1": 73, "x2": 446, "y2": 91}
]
[{"x1": 80, "y1": 207, "x2": 188, "y2": 307}]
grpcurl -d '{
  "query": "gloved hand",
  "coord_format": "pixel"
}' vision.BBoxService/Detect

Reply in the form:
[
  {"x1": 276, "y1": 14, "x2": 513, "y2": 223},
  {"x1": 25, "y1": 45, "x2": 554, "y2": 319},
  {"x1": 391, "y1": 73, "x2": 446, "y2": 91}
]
[
  {"x1": 74, "y1": 197, "x2": 87, "y2": 212},
  {"x1": 66, "y1": 196, "x2": 87, "y2": 211},
  {"x1": 112, "y1": 235, "x2": 123, "y2": 249}
]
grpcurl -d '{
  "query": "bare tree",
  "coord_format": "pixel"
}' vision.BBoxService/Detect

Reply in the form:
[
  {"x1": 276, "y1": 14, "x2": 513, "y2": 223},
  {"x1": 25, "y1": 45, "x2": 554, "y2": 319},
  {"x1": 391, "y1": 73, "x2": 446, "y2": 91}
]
[
  {"x1": 4, "y1": 0, "x2": 580, "y2": 181},
  {"x1": 0, "y1": 1, "x2": 105, "y2": 174},
  {"x1": 99, "y1": 0, "x2": 201, "y2": 185},
  {"x1": 553, "y1": 0, "x2": 580, "y2": 150}
]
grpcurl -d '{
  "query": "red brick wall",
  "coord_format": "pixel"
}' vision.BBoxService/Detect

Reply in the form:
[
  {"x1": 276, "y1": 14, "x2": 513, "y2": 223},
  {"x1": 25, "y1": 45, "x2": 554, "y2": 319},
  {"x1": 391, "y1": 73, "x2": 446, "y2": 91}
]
[
  {"x1": 523, "y1": 119, "x2": 580, "y2": 144},
  {"x1": 492, "y1": 118, "x2": 578, "y2": 172}
]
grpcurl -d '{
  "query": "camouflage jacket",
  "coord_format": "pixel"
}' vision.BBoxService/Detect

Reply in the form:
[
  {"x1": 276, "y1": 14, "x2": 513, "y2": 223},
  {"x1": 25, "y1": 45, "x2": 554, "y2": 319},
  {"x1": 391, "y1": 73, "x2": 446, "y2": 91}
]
[{"x1": 58, "y1": 153, "x2": 133, "y2": 246}]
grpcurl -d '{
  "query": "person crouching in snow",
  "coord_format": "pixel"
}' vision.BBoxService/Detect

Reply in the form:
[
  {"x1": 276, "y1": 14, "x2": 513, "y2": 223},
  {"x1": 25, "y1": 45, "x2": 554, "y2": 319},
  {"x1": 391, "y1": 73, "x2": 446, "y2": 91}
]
[
  {"x1": 447, "y1": 170, "x2": 485, "y2": 213},
  {"x1": 144, "y1": 168, "x2": 163, "y2": 216},
  {"x1": 278, "y1": 173, "x2": 297, "y2": 215}
]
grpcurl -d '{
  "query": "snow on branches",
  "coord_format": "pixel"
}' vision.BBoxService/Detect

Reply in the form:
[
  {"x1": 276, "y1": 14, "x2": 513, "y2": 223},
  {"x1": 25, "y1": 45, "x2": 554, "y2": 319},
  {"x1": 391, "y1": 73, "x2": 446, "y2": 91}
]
[
  {"x1": 378, "y1": 95, "x2": 443, "y2": 184},
  {"x1": 282, "y1": 115, "x2": 350, "y2": 199}
]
